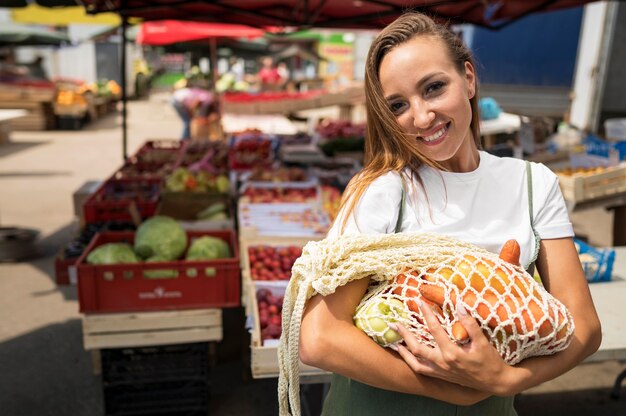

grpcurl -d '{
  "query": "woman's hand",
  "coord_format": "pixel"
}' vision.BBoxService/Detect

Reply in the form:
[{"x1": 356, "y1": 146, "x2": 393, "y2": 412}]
[{"x1": 391, "y1": 301, "x2": 518, "y2": 396}]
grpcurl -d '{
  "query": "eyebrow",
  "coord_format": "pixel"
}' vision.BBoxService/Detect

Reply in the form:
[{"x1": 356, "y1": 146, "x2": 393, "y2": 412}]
[{"x1": 384, "y1": 71, "x2": 445, "y2": 101}]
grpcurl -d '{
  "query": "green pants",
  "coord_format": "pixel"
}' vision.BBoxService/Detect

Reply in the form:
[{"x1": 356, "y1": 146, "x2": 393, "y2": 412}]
[{"x1": 321, "y1": 374, "x2": 517, "y2": 416}]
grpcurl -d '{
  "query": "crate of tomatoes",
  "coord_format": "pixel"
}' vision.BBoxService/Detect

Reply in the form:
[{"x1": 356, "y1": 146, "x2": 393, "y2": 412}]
[
  {"x1": 247, "y1": 280, "x2": 330, "y2": 379},
  {"x1": 76, "y1": 217, "x2": 240, "y2": 313}
]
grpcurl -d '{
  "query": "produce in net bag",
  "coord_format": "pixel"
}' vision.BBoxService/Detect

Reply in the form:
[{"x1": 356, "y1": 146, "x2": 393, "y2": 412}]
[
  {"x1": 278, "y1": 233, "x2": 574, "y2": 416},
  {"x1": 354, "y1": 240, "x2": 575, "y2": 365}
]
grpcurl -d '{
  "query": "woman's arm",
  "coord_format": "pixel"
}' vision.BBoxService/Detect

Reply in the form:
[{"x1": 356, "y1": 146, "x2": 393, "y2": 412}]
[
  {"x1": 390, "y1": 237, "x2": 602, "y2": 397},
  {"x1": 299, "y1": 277, "x2": 491, "y2": 405}
]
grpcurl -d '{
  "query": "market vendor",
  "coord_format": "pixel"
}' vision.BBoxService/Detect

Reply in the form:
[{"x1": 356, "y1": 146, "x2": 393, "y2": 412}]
[{"x1": 170, "y1": 86, "x2": 220, "y2": 140}]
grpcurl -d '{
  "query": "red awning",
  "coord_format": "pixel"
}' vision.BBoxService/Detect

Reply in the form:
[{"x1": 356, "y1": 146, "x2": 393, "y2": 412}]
[
  {"x1": 83, "y1": 0, "x2": 599, "y2": 30},
  {"x1": 136, "y1": 20, "x2": 266, "y2": 45}
]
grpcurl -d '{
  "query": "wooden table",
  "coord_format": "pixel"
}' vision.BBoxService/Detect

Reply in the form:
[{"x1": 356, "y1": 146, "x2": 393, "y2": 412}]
[{"x1": 0, "y1": 109, "x2": 27, "y2": 143}]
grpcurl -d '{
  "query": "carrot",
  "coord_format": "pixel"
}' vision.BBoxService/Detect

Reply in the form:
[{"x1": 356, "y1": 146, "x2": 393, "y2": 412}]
[
  {"x1": 394, "y1": 273, "x2": 421, "y2": 313},
  {"x1": 451, "y1": 321, "x2": 470, "y2": 343},
  {"x1": 499, "y1": 239, "x2": 521, "y2": 265},
  {"x1": 420, "y1": 284, "x2": 552, "y2": 337},
  {"x1": 419, "y1": 284, "x2": 449, "y2": 306}
]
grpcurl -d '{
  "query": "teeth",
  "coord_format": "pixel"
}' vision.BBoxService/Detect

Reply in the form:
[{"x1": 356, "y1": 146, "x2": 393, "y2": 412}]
[{"x1": 422, "y1": 126, "x2": 446, "y2": 142}]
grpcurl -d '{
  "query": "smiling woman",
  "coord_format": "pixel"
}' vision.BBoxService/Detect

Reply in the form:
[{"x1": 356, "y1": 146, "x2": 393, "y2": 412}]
[{"x1": 296, "y1": 11, "x2": 601, "y2": 416}]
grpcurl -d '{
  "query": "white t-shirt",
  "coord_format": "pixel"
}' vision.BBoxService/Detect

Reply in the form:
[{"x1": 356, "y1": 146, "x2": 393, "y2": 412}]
[{"x1": 327, "y1": 151, "x2": 574, "y2": 269}]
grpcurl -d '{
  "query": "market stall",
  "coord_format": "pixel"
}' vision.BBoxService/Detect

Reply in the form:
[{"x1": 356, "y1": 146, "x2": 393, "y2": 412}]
[{"x1": 56, "y1": 0, "x2": 611, "y2": 413}]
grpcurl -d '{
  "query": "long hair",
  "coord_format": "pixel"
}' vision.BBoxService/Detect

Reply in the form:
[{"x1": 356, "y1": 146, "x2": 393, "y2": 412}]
[{"x1": 336, "y1": 12, "x2": 481, "y2": 233}]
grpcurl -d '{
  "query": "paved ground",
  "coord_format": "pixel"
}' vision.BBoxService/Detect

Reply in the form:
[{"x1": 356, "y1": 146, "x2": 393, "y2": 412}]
[{"x1": 0, "y1": 92, "x2": 624, "y2": 416}]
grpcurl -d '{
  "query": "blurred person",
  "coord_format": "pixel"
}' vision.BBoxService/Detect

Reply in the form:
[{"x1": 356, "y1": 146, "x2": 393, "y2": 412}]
[
  {"x1": 257, "y1": 56, "x2": 281, "y2": 90},
  {"x1": 170, "y1": 86, "x2": 220, "y2": 140}
]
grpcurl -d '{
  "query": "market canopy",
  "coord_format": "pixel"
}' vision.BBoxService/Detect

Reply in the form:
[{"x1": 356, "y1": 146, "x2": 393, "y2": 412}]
[
  {"x1": 0, "y1": 23, "x2": 70, "y2": 46},
  {"x1": 136, "y1": 20, "x2": 266, "y2": 46},
  {"x1": 81, "y1": 0, "x2": 600, "y2": 29}
]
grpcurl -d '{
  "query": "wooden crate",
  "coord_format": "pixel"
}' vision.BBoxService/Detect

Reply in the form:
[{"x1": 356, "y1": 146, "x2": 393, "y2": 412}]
[
  {"x1": 0, "y1": 84, "x2": 56, "y2": 102},
  {"x1": 82, "y1": 308, "x2": 222, "y2": 350},
  {"x1": 246, "y1": 278, "x2": 330, "y2": 379},
  {"x1": 558, "y1": 165, "x2": 626, "y2": 203}
]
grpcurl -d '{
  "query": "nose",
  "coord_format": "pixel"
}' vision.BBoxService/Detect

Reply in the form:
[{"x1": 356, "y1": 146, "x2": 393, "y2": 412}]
[{"x1": 411, "y1": 99, "x2": 435, "y2": 131}]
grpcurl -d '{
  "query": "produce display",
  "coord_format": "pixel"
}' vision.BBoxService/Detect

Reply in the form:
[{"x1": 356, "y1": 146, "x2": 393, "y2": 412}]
[
  {"x1": 177, "y1": 141, "x2": 229, "y2": 173},
  {"x1": 87, "y1": 243, "x2": 141, "y2": 264},
  {"x1": 165, "y1": 167, "x2": 230, "y2": 193},
  {"x1": 247, "y1": 245, "x2": 302, "y2": 281},
  {"x1": 354, "y1": 239, "x2": 574, "y2": 365},
  {"x1": 315, "y1": 119, "x2": 366, "y2": 140},
  {"x1": 228, "y1": 130, "x2": 276, "y2": 170},
  {"x1": 316, "y1": 119, "x2": 366, "y2": 157},
  {"x1": 196, "y1": 201, "x2": 230, "y2": 221},
  {"x1": 96, "y1": 180, "x2": 160, "y2": 202},
  {"x1": 240, "y1": 187, "x2": 317, "y2": 204},
  {"x1": 164, "y1": 141, "x2": 230, "y2": 193},
  {"x1": 238, "y1": 204, "x2": 329, "y2": 236},
  {"x1": 85, "y1": 216, "x2": 232, "y2": 268},
  {"x1": 555, "y1": 166, "x2": 610, "y2": 176},
  {"x1": 256, "y1": 287, "x2": 284, "y2": 343},
  {"x1": 245, "y1": 166, "x2": 309, "y2": 183}
]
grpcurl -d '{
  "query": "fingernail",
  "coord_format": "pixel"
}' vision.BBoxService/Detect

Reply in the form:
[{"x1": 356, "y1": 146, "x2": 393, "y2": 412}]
[
  {"x1": 388, "y1": 344, "x2": 398, "y2": 351},
  {"x1": 457, "y1": 302, "x2": 468, "y2": 317},
  {"x1": 387, "y1": 323, "x2": 398, "y2": 331},
  {"x1": 417, "y1": 299, "x2": 424, "y2": 309}
]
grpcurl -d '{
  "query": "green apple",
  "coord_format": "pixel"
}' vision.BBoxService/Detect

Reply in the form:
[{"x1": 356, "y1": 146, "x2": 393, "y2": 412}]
[{"x1": 355, "y1": 297, "x2": 408, "y2": 345}]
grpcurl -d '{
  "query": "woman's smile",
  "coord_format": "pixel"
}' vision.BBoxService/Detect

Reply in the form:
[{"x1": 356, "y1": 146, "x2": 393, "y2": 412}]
[{"x1": 418, "y1": 122, "x2": 450, "y2": 145}]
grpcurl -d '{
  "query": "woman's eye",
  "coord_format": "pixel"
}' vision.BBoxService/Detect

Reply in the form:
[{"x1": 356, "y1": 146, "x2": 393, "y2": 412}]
[
  {"x1": 425, "y1": 81, "x2": 445, "y2": 95},
  {"x1": 389, "y1": 101, "x2": 406, "y2": 114}
]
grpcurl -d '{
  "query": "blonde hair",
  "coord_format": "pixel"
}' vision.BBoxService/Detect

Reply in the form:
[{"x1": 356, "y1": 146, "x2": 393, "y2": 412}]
[{"x1": 337, "y1": 12, "x2": 481, "y2": 233}]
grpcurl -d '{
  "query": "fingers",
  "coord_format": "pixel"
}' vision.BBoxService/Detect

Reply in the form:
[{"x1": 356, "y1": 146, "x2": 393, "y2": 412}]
[
  {"x1": 394, "y1": 343, "x2": 434, "y2": 374},
  {"x1": 454, "y1": 302, "x2": 487, "y2": 344},
  {"x1": 419, "y1": 298, "x2": 456, "y2": 346},
  {"x1": 388, "y1": 322, "x2": 435, "y2": 361}
]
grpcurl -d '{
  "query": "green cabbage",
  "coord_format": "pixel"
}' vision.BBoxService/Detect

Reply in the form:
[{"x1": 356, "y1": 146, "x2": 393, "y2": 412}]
[
  {"x1": 143, "y1": 255, "x2": 178, "y2": 279},
  {"x1": 86, "y1": 243, "x2": 140, "y2": 264},
  {"x1": 186, "y1": 236, "x2": 231, "y2": 260},
  {"x1": 134, "y1": 216, "x2": 187, "y2": 260}
]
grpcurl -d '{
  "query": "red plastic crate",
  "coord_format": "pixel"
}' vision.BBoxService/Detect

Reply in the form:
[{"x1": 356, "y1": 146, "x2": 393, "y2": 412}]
[
  {"x1": 76, "y1": 229, "x2": 240, "y2": 313},
  {"x1": 54, "y1": 254, "x2": 79, "y2": 285},
  {"x1": 82, "y1": 178, "x2": 161, "y2": 224}
]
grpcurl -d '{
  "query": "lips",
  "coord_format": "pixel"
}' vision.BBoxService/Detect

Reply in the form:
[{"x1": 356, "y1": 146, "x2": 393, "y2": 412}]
[{"x1": 418, "y1": 122, "x2": 450, "y2": 146}]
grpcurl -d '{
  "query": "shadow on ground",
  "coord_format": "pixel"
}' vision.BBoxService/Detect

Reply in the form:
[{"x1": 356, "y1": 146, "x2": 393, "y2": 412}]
[
  {"x1": 0, "y1": 140, "x2": 48, "y2": 158},
  {"x1": 0, "y1": 319, "x2": 102, "y2": 416}
]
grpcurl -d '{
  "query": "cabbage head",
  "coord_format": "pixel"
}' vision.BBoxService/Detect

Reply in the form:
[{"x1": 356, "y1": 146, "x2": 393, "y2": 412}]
[
  {"x1": 143, "y1": 255, "x2": 178, "y2": 279},
  {"x1": 86, "y1": 243, "x2": 140, "y2": 264},
  {"x1": 134, "y1": 216, "x2": 187, "y2": 260},
  {"x1": 186, "y1": 236, "x2": 231, "y2": 260}
]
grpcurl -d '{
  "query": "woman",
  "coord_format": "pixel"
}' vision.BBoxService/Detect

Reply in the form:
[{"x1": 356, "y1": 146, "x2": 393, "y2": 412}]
[{"x1": 298, "y1": 12, "x2": 601, "y2": 415}]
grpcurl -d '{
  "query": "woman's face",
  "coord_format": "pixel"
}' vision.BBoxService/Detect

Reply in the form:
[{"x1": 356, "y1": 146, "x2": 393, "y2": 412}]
[{"x1": 379, "y1": 35, "x2": 478, "y2": 172}]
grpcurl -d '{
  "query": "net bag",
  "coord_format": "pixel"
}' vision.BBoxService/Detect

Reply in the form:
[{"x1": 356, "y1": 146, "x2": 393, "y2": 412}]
[
  {"x1": 278, "y1": 232, "x2": 574, "y2": 416},
  {"x1": 354, "y1": 250, "x2": 574, "y2": 366}
]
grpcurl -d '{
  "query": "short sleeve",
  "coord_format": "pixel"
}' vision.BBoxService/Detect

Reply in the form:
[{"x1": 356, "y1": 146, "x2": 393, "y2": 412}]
[
  {"x1": 327, "y1": 172, "x2": 403, "y2": 238},
  {"x1": 532, "y1": 163, "x2": 574, "y2": 239}
]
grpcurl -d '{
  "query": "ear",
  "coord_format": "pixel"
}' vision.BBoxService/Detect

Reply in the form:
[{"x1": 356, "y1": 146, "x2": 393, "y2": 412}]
[{"x1": 464, "y1": 61, "x2": 476, "y2": 99}]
